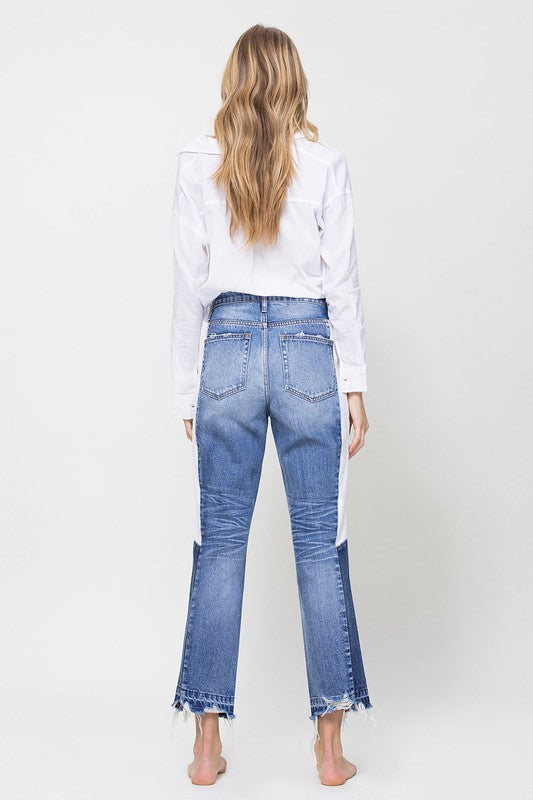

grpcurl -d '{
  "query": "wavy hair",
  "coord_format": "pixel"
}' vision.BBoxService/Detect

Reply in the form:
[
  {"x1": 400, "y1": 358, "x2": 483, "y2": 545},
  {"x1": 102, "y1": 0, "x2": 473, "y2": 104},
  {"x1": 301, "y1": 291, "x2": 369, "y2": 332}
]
[{"x1": 212, "y1": 25, "x2": 319, "y2": 247}]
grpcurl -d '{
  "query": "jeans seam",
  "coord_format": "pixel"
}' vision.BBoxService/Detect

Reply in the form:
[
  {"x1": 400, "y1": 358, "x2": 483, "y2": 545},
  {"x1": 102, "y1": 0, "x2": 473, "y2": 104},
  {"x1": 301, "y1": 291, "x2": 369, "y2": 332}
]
[
  {"x1": 332, "y1": 385, "x2": 356, "y2": 698},
  {"x1": 175, "y1": 686, "x2": 235, "y2": 702},
  {"x1": 178, "y1": 416, "x2": 206, "y2": 688},
  {"x1": 207, "y1": 319, "x2": 330, "y2": 327},
  {"x1": 334, "y1": 545, "x2": 356, "y2": 699},
  {"x1": 210, "y1": 294, "x2": 328, "y2": 309},
  {"x1": 178, "y1": 541, "x2": 203, "y2": 691}
]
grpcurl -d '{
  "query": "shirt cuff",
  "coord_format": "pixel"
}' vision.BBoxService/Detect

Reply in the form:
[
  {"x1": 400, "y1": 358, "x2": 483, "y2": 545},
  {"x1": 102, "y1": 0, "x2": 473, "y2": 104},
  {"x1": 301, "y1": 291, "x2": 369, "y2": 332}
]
[
  {"x1": 338, "y1": 367, "x2": 367, "y2": 393},
  {"x1": 172, "y1": 392, "x2": 197, "y2": 421}
]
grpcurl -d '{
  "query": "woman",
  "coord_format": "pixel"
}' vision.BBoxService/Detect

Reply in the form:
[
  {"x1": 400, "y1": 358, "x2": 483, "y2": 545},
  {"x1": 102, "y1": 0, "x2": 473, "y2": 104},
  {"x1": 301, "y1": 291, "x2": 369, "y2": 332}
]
[{"x1": 170, "y1": 24, "x2": 372, "y2": 787}]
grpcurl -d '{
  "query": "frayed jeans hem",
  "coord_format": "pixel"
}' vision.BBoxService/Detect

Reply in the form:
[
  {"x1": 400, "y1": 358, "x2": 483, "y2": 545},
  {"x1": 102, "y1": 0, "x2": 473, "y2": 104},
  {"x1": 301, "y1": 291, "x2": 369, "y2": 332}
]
[
  {"x1": 309, "y1": 691, "x2": 372, "y2": 720},
  {"x1": 172, "y1": 687, "x2": 235, "y2": 719}
]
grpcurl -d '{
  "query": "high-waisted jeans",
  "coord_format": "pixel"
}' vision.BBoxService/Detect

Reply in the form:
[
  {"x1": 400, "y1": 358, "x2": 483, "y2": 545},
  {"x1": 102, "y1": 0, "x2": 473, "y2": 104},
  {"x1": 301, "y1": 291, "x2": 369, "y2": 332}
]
[{"x1": 172, "y1": 292, "x2": 372, "y2": 721}]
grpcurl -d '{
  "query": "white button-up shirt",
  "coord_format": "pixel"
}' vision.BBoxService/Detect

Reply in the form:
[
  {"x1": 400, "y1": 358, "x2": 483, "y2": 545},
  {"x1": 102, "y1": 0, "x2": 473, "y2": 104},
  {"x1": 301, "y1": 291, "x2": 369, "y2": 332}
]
[{"x1": 171, "y1": 132, "x2": 367, "y2": 420}]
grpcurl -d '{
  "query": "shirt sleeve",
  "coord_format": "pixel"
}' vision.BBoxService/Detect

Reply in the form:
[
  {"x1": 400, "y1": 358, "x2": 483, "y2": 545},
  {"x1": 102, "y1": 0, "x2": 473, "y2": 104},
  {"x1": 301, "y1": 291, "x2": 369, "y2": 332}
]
[
  {"x1": 319, "y1": 152, "x2": 367, "y2": 393},
  {"x1": 170, "y1": 152, "x2": 209, "y2": 421}
]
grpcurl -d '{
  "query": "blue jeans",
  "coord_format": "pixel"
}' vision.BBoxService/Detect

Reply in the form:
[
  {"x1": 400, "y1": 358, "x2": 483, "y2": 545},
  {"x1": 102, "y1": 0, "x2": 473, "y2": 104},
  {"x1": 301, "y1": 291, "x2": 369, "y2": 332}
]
[{"x1": 172, "y1": 292, "x2": 372, "y2": 720}]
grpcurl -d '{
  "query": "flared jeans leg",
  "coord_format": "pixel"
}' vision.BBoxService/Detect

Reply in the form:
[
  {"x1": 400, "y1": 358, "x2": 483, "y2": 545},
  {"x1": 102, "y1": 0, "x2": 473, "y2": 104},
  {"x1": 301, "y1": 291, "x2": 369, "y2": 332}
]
[
  {"x1": 173, "y1": 324, "x2": 268, "y2": 719},
  {"x1": 269, "y1": 321, "x2": 371, "y2": 720}
]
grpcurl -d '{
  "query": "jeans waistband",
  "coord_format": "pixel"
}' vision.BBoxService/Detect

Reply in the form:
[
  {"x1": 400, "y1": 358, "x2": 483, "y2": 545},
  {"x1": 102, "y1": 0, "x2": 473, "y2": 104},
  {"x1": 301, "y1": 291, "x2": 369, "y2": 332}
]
[{"x1": 209, "y1": 291, "x2": 328, "y2": 323}]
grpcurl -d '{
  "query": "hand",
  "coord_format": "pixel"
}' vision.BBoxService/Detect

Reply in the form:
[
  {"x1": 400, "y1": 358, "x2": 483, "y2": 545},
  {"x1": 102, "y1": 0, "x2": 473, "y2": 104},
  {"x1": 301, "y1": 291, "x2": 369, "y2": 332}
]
[
  {"x1": 183, "y1": 419, "x2": 193, "y2": 441},
  {"x1": 347, "y1": 392, "x2": 369, "y2": 459}
]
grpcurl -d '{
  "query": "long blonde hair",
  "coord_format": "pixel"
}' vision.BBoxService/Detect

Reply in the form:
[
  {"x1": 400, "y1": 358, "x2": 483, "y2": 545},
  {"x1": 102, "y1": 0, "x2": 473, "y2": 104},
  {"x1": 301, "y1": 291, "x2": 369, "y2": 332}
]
[{"x1": 213, "y1": 25, "x2": 318, "y2": 247}]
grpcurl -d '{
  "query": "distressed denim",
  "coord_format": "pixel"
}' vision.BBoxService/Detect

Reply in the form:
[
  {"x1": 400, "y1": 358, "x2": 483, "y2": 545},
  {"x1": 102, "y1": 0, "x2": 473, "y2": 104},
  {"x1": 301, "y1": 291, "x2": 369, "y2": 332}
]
[{"x1": 172, "y1": 292, "x2": 372, "y2": 721}]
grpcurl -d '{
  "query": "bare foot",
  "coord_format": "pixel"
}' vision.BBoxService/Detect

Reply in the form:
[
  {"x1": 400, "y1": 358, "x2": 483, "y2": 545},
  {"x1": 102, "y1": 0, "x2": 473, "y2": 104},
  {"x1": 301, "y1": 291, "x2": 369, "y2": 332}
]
[
  {"x1": 313, "y1": 709, "x2": 357, "y2": 786},
  {"x1": 187, "y1": 713, "x2": 227, "y2": 786}
]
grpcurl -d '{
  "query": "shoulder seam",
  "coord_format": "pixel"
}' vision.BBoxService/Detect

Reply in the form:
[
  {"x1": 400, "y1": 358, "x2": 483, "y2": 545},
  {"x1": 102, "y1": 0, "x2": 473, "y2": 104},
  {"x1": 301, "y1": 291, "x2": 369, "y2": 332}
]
[{"x1": 296, "y1": 140, "x2": 347, "y2": 169}]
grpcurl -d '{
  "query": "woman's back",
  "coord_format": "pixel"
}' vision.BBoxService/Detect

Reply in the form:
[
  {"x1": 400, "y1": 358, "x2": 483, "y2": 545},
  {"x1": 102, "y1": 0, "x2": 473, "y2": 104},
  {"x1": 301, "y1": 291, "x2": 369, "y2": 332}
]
[
  {"x1": 175, "y1": 131, "x2": 355, "y2": 303},
  {"x1": 172, "y1": 131, "x2": 366, "y2": 420}
]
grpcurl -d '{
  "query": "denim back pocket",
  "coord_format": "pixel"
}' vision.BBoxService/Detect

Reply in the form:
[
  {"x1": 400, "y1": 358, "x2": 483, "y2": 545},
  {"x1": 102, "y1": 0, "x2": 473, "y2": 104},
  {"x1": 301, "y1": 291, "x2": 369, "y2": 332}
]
[
  {"x1": 279, "y1": 333, "x2": 337, "y2": 402},
  {"x1": 201, "y1": 332, "x2": 252, "y2": 399}
]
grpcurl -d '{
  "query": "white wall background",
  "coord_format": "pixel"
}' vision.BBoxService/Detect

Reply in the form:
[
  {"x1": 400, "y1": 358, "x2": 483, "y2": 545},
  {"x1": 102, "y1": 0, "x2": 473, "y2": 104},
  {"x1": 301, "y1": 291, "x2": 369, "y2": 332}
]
[{"x1": 1, "y1": 1, "x2": 531, "y2": 798}]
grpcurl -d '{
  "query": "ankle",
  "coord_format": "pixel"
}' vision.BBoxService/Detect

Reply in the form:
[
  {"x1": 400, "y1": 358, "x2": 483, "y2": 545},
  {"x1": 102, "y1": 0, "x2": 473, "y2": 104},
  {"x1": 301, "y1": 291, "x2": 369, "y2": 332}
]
[
  {"x1": 193, "y1": 718, "x2": 222, "y2": 751},
  {"x1": 195, "y1": 732, "x2": 221, "y2": 748},
  {"x1": 315, "y1": 735, "x2": 343, "y2": 757}
]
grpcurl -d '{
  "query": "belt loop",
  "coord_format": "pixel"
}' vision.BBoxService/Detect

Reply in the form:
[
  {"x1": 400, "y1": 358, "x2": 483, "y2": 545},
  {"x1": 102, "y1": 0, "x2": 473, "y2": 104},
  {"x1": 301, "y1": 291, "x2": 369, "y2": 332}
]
[{"x1": 261, "y1": 296, "x2": 267, "y2": 325}]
